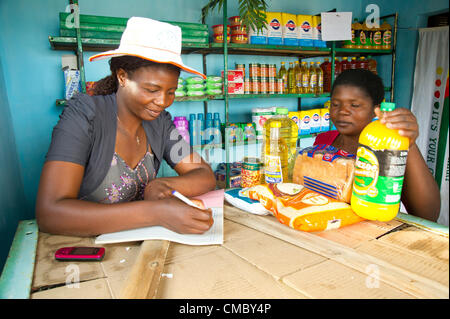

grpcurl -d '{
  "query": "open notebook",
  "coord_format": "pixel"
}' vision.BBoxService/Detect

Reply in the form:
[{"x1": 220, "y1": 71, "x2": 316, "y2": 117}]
[{"x1": 95, "y1": 189, "x2": 224, "y2": 245}]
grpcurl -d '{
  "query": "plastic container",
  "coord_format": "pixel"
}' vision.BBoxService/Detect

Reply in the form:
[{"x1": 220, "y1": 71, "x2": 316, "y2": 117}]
[
  {"x1": 262, "y1": 107, "x2": 298, "y2": 183},
  {"x1": 231, "y1": 25, "x2": 247, "y2": 35},
  {"x1": 212, "y1": 24, "x2": 230, "y2": 34},
  {"x1": 213, "y1": 33, "x2": 230, "y2": 43},
  {"x1": 173, "y1": 116, "x2": 190, "y2": 143},
  {"x1": 320, "y1": 58, "x2": 331, "y2": 92},
  {"x1": 341, "y1": 57, "x2": 350, "y2": 72},
  {"x1": 367, "y1": 55, "x2": 378, "y2": 74},
  {"x1": 351, "y1": 102, "x2": 409, "y2": 222},
  {"x1": 228, "y1": 16, "x2": 241, "y2": 27},
  {"x1": 231, "y1": 33, "x2": 248, "y2": 44},
  {"x1": 380, "y1": 20, "x2": 392, "y2": 50}
]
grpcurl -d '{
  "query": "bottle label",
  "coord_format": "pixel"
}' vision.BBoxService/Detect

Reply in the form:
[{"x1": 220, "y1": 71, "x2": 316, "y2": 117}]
[
  {"x1": 383, "y1": 30, "x2": 392, "y2": 46},
  {"x1": 264, "y1": 155, "x2": 283, "y2": 183},
  {"x1": 359, "y1": 30, "x2": 366, "y2": 45},
  {"x1": 302, "y1": 74, "x2": 309, "y2": 88},
  {"x1": 318, "y1": 73, "x2": 323, "y2": 88},
  {"x1": 310, "y1": 74, "x2": 317, "y2": 88},
  {"x1": 352, "y1": 145, "x2": 408, "y2": 205}
]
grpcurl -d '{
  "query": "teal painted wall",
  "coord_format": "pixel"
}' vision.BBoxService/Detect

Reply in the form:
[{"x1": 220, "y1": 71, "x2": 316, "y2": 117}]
[{"x1": 0, "y1": 0, "x2": 448, "y2": 271}]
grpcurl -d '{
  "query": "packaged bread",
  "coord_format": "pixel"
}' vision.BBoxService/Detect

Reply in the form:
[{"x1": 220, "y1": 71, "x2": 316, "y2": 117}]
[
  {"x1": 293, "y1": 144, "x2": 356, "y2": 203},
  {"x1": 241, "y1": 183, "x2": 364, "y2": 232}
]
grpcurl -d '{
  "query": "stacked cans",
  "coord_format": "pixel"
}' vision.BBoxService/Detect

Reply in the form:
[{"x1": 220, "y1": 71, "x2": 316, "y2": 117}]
[{"x1": 240, "y1": 63, "x2": 280, "y2": 95}]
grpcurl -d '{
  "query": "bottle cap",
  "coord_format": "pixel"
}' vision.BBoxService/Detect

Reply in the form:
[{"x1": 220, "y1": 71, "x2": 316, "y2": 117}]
[
  {"x1": 380, "y1": 102, "x2": 395, "y2": 112},
  {"x1": 276, "y1": 107, "x2": 289, "y2": 115}
]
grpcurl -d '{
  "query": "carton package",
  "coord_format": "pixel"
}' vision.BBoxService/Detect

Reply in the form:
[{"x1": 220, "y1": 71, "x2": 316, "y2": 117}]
[
  {"x1": 299, "y1": 110, "x2": 311, "y2": 135},
  {"x1": 252, "y1": 106, "x2": 277, "y2": 138},
  {"x1": 297, "y1": 14, "x2": 314, "y2": 46},
  {"x1": 249, "y1": 26, "x2": 268, "y2": 44},
  {"x1": 63, "y1": 68, "x2": 81, "y2": 100},
  {"x1": 320, "y1": 108, "x2": 330, "y2": 132},
  {"x1": 221, "y1": 70, "x2": 244, "y2": 83},
  {"x1": 310, "y1": 108, "x2": 322, "y2": 133},
  {"x1": 312, "y1": 15, "x2": 327, "y2": 47},
  {"x1": 288, "y1": 111, "x2": 300, "y2": 135},
  {"x1": 225, "y1": 82, "x2": 244, "y2": 94},
  {"x1": 265, "y1": 12, "x2": 283, "y2": 45},
  {"x1": 281, "y1": 13, "x2": 298, "y2": 46}
]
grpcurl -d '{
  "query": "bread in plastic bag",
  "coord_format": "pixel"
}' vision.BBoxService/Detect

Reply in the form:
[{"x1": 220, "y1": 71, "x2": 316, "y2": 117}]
[
  {"x1": 293, "y1": 144, "x2": 356, "y2": 203},
  {"x1": 241, "y1": 183, "x2": 364, "y2": 232}
]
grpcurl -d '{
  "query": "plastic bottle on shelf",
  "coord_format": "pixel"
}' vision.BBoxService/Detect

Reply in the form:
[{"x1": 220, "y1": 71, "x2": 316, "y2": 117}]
[
  {"x1": 341, "y1": 57, "x2": 350, "y2": 72},
  {"x1": 188, "y1": 114, "x2": 198, "y2": 146},
  {"x1": 351, "y1": 102, "x2": 409, "y2": 222},
  {"x1": 380, "y1": 20, "x2": 392, "y2": 50},
  {"x1": 358, "y1": 56, "x2": 369, "y2": 70},
  {"x1": 288, "y1": 62, "x2": 295, "y2": 94},
  {"x1": 278, "y1": 62, "x2": 288, "y2": 93},
  {"x1": 372, "y1": 25, "x2": 382, "y2": 50},
  {"x1": 203, "y1": 117, "x2": 214, "y2": 144},
  {"x1": 213, "y1": 118, "x2": 223, "y2": 145},
  {"x1": 262, "y1": 107, "x2": 298, "y2": 183},
  {"x1": 367, "y1": 55, "x2": 378, "y2": 74},
  {"x1": 301, "y1": 61, "x2": 309, "y2": 94},
  {"x1": 320, "y1": 58, "x2": 331, "y2": 92},
  {"x1": 315, "y1": 61, "x2": 323, "y2": 94},
  {"x1": 353, "y1": 20, "x2": 363, "y2": 49},
  {"x1": 197, "y1": 113, "x2": 205, "y2": 145},
  {"x1": 308, "y1": 62, "x2": 317, "y2": 94},
  {"x1": 350, "y1": 57, "x2": 357, "y2": 69},
  {"x1": 334, "y1": 57, "x2": 342, "y2": 79},
  {"x1": 294, "y1": 61, "x2": 302, "y2": 94},
  {"x1": 362, "y1": 22, "x2": 372, "y2": 49},
  {"x1": 173, "y1": 116, "x2": 190, "y2": 144}
]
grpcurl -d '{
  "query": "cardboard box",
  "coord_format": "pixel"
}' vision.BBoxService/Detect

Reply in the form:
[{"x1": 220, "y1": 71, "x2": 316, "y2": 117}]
[
  {"x1": 281, "y1": 13, "x2": 298, "y2": 46},
  {"x1": 297, "y1": 14, "x2": 314, "y2": 46},
  {"x1": 221, "y1": 70, "x2": 244, "y2": 83},
  {"x1": 224, "y1": 82, "x2": 244, "y2": 94},
  {"x1": 266, "y1": 12, "x2": 283, "y2": 45},
  {"x1": 63, "y1": 68, "x2": 81, "y2": 100}
]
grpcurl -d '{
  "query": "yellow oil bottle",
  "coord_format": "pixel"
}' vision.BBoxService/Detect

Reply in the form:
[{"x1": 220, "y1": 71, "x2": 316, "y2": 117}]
[
  {"x1": 294, "y1": 61, "x2": 302, "y2": 94},
  {"x1": 288, "y1": 62, "x2": 295, "y2": 94},
  {"x1": 308, "y1": 62, "x2": 317, "y2": 94},
  {"x1": 301, "y1": 61, "x2": 309, "y2": 94},
  {"x1": 351, "y1": 102, "x2": 409, "y2": 221},
  {"x1": 278, "y1": 62, "x2": 288, "y2": 92},
  {"x1": 315, "y1": 61, "x2": 323, "y2": 94}
]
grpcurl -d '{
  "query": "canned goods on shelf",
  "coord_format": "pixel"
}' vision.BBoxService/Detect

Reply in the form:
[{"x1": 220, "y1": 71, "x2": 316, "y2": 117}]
[
  {"x1": 268, "y1": 64, "x2": 277, "y2": 78},
  {"x1": 249, "y1": 63, "x2": 260, "y2": 78},
  {"x1": 250, "y1": 79, "x2": 260, "y2": 94},
  {"x1": 268, "y1": 80, "x2": 276, "y2": 94},
  {"x1": 260, "y1": 79, "x2": 268, "y2": 94},
  {"x1": 235, "y1": 64, "x2": 245, "y2": 77},
  {"x1": 260, "y1": 64, "x2": 267, "y2": 80},
  {"x1": 241, "y1": 157, "x2": 262, "y2": 188},
  {"x1": 276, "y1": 79, "x2": 284, "y2": 94},
  {"x1": 244, "y1": 78, "x2": 250, "y2": 94}
]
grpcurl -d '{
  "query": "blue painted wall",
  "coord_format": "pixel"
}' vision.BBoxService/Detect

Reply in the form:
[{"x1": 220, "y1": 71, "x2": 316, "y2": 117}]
[{"x1": 0, "y1": 0, "x2": 448, "y2": 271}]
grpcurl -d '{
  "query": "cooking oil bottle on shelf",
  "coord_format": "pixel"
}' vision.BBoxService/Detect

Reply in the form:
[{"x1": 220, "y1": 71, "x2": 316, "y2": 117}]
[
  {"x1": 308, "y1": 62, "x2": 317, "y2": 94},
  {"x1": 301, "y1": 61, "x2": 309, "y2": 94},
  {"x1": 315, "y1": 62, "x2": 323, "y2": 94},
  {"x1": 288, "y1": 62, "x2": 295, "y2": 93},
  {"x1": 351, "y1": 102, "x2": 409, "y2": 222},
  {"x1": 294, "y1": 61, "x2": 302, "y2": 94},
  {"x1": 262, "y1": 107, "x2": 298, "y2": 183},
  {"x1": 278, "y1": 62, "x2": 288, "y2": 93}
]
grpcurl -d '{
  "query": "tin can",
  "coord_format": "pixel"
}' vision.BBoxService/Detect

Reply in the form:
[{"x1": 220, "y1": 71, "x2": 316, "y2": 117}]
[
  {"x1": 276, "y1": 78, "x2": 284, "y2": 94},
  {"x1": 268, "y1": 79, "x2": 276, "y2": 94},
  {"x1": 268, "y1": 64, "x2": 277, "y2": 78},
  {"x1": 250, "y1": 78, "x2": 260, "y2": 94},
  {"x1": 249, "y1": 63, "x2": 260, "y2": 79},
  {"x1": 244, "y1": 78, "x2": 250, "y2": 94},
  {"x1": 235, "y1": 63, "x2": 245, "y2": 77},
  {"x1": 260, "y1": 78, "x2": 268, "y2": 94},
  {"x1": 260, "y1": 63, "x2": 267, "y2": 80},
  {"x1": 241, "y1": 157, "x2": 262, "y2": 188}
]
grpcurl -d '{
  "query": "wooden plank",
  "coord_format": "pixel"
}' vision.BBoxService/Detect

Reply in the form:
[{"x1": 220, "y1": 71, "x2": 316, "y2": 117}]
[
  {"x1": 0, "y1": 220, "x2": 38, "y2": 299},
  {"x1": 119, "y1": 240, "x2": 170, "y2": 299},
  {"x1": 31, "y1": 278, "x2": 112, "y2": 299},
  {"x1": 224, "y1": 204, "x2": 449, "y2": 298}
]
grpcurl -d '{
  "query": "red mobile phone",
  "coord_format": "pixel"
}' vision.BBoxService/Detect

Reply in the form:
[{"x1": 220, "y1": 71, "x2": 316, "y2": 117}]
[{"x1": 55, "y1": 247, "x2": 105, "y2": 261}]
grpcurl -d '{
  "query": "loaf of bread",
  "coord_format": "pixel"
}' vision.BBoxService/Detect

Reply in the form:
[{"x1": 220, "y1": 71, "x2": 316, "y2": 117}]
[{"x1": 292, "y1": 144, "x2": 356, "y2": 203}]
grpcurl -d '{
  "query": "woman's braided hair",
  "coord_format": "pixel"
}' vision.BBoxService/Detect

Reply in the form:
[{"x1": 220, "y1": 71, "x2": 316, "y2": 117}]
[
  {"x1": 93, "y1": 55, "x2": 180, "y2": 95},
  {"x1": 331, "y1": 68, "x2": 385, "y2": 106}
]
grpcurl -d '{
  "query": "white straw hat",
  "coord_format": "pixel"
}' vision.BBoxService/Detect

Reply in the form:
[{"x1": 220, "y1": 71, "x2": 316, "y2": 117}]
[{"x1": 89, "y1": 17, "x2": 206, "y2": 79}]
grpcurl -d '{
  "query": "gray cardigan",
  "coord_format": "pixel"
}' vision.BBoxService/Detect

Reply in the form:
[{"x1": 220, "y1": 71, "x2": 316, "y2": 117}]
[{"x1": 46, "y1": 93, "x2": 192, "y2": 198}]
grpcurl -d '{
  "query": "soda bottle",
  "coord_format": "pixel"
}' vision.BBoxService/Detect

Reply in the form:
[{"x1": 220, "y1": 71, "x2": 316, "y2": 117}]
[
  {"x1": 341, "y1": 57, "x2": 350, "y2": 72},
  {"x1": 308, "y1": 62, "x2": 317, "y2": 94},
  {"x1": 321, "y1": 58, "x2": 331, "y2": 92},
  {"x1": 353, "y1": 20, "x2": 363, "y2": 49},
  {"x1": 350, "y1": 57, "x2": 357, "y2": 69},
  {"x1": 301, "y1": 61, "x2": 309, "y2": 94},
  {"x1": 360, "y1": 22, "x2": 368, "y2": 49},
  {"x1": 359, "y1": 56, "x2": 369, "y2": 70},
  {"x1": 363, "y1": 22, "x2": 372, "y2": 49},
  {"x1": 351, "y1": 102, "x2": 409, "y2": 221},
  {"x1": 372, "y1": 25, "x2": 382, "y2": 50},
  {"x1": 288, "y1": 62, "x2": 295, "y2": 94},
  {"x1": 380, "y1": 20, "x2": 392, "y2": 50},
  {"x1": 334, "y1": 57, "x2": 342, "y2": 79},
  {"x1": 367, "y1": 55, "x2": 378, "y2": 74},
  {"x1": 262, "y1": 107, "x2": 298, "y2": 183},
  {"x1": 278, "y1": 62, "x2": 288, "y2": 93},
  {"x1": 294, "y1": 61, "x2": 302, "y2": 94},
  {"x1": 315, "y1": 61, "x2": 323, "y2": 94}
]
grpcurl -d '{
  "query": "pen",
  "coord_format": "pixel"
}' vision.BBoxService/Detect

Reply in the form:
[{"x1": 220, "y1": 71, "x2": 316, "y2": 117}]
[{"x1": 171, "y1": 190, "x2": 204, "y2": 209}]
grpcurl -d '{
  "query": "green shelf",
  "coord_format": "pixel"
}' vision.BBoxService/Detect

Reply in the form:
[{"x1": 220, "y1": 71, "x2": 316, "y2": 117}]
[
  {"x1": 209, "y1": 42, "x2": 331, "y2": 57},
  {"x1": 335, "y1": 47, "x2": 393, "y2": 56}
]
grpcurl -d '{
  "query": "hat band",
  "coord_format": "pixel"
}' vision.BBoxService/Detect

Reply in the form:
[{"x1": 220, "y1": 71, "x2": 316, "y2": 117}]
[{"x1": 121, "y1": 42, "x2": 180, "y2": 56}]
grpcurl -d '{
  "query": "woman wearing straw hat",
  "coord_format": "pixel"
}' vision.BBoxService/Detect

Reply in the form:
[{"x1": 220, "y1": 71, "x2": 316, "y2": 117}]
[{"x1": 36, "y1": 17, "x2": 216, "y2": 236}]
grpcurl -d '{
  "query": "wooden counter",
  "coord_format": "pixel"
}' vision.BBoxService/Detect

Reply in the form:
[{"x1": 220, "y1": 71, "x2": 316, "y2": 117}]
[{"x1": 4, "y1": 204, "x2": 449, "y2": 299}]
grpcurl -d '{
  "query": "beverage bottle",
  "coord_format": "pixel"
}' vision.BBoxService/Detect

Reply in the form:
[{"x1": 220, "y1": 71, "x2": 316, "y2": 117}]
[
  {"x1": 380, "y1": 20, "x2": 392, "y2": 50},
  {"x1": 173, "y1": 116, "x2": 190, "y2": 144},
  {"x1": 334, "y1": 57, "x2": 342, "y2": 79},
  {"x1": 262, "y1": 107, "x2": 298, "y2": 183},
  {"x1": 203, "y1": 118, "x2": 214, "y2": 144},
  {"x1": 367, "y1": 55, "x2": 378, "y2": 74},
  {"x1": 372, "y1": 24, "x2": 382, "y2": 50},
  {"x1": 197, "y1": 113, "x2": 205, "y2": 145},
  {"x1": 278, "y1": 62, "x2": 288, "y2": 93},
  {"x1": 213, "y1": 118, "x2": 222, "y2": 145},
  {"x1": 363, "y1": 22, "x2": 372, "y2": 49},
  {"x1": 315, "y1": 61, "x2": 323, "y2": 94},
  {"x1": 308, "y1": 62, "x2": 317, "y2": 94},
  {"x1": 350, "y1": 57, "x2": 357, "y2": 69},
  {"x1": 294, "y1": 61, "x2": 302, "y2": 94},
  {"x1": 351, "y1": 102, "x2": 409, "y2": 221},
  {"x1": 189, "y1": 114, "x2": 199, "y2": 146},
  {"x1": 301, "y1": 61, "x2": 309, "y2": 94},
  {"x1": 359, "y1": 56, "x2": 369, "y2": 70},
  {"x1": 288, "y1": 62, "x2": 295, "y2": 94},
  {"x1": 360, "y1": 22, "x2": 368, "y2": 49},
  {"x1": 353, "y1": 20, "x2": 363, "y2": 49},
  {"x1": 341, "y1": 57, "x2": 350, "y2": 72},
  {"x1": 321, "y1": 58, "x2": 331, "y2": 92}
]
